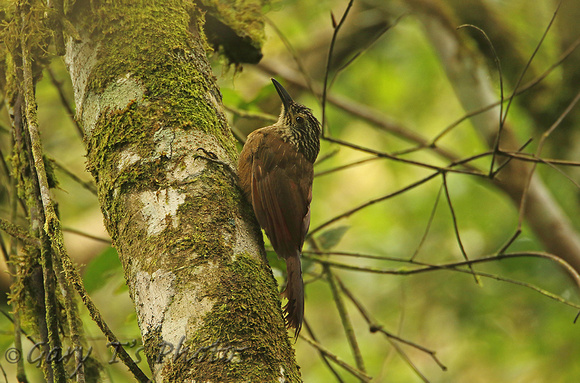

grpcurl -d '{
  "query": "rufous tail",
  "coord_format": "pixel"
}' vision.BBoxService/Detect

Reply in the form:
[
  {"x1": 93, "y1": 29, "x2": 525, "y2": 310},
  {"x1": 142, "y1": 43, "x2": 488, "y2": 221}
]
[{"x1": 282, "y1": 254, "x2": 304, "y2": 338}]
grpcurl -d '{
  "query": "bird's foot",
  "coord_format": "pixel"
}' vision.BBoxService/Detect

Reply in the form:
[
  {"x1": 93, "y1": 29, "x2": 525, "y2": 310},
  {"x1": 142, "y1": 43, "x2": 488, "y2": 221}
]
[
  {"x1": 194, "y1": 147, "x2": 238, "y2": 182},
  {"x1": 195, "y1": 147, "x2": 220, "y2": 161}
]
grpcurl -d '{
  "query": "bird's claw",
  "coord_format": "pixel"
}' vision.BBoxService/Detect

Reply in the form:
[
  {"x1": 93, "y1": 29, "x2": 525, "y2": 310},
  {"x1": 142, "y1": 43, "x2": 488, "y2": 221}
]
[
  {"x1": 194, "y1": 147, "x2": 239, "y2": 184},
  {"x1": 195, "y1": 147, "x2": 219, "y2": 160}
]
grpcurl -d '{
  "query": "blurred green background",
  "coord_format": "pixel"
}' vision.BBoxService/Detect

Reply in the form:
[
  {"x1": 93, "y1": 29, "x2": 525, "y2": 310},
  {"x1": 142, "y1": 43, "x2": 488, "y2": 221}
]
[{"x1": 1, "y1": 0, "x2": 580, "y2": 381}]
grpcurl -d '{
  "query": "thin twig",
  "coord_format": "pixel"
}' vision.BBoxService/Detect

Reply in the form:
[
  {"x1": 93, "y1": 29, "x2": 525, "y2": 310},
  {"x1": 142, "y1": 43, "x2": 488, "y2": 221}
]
[
  {"x1": 442, "y1": 173, "x2": 481, "y2": 284},
  {"x1": 390, "y1": 340, "x2": 431, "y2": 383},
  {"x1": 303, "y1": 319, "x2": 345, "y2": 383},
  {"x1": 457, "y1": 24, "x2": 504, "y2": 178},
  {"x1": 259, "y1": 60, "x2": 477, "y2": 171},
  {"x1": 54, "y1": 226, "x2": 151, "y2": 382},
  {"x1": 315, "y1": 148, "x2": 340, "y2": 166},
  {"x1": 299, "y1": 335, "x2": 372, "y2": 382},
  {"x1": 500, "y1": 0, "x2": 563, "y2": 129},
  {"x1": 223, "y1": 105, "x2": 275, "y2": 144},
  {"x1": 334, "y1": 14, "x2": 405, "y2": 75},
  {"x1": 540, "y1": 160, "x2": 580, "y2": 189},
  {"x1": 0, "y1": 218, "x2": 41, "y2": 247},
  {"x1": 305, "y1": 250, "x2": 580, "y2": 283},
  {"x1": 314, "y1": 156, "x2": 379, "y2": 178},
  {"x1": 490, "y1": 0, "x2": 563, "y2": 177},
  {"x1": 52, "y1": 159, "x2": 98, "y2": 195},
  {"x1": 52, "y1": 250, "x2": 88, "y2": 383},
  {"x1": 321, "y1": 0, "x2": 355, "y2": 137},
  {"x1": 324, "y1": 264, "x2": 367, "y2": 377},
  {"x1": 0, "y1": 363, "x2": 7, "y2": 383},
  {"x1": 308, "y1": 171, "x2": 440, "y2": 237},
  {"x1": 429, "y1": 34, "x2": 580, "y2": 147},
  {"x1": 6, "y1": 134, "x2": 29, "y2": 382},
  {"x1": 0, "y1": 309, "x2": 38, "y2": 345},
  {"x1": 336, "y1": 277, "x2": 447, "y2": 372},
  {"x1": 223, "y1": 105, "x2": 276, "y2": 123},
  {"x1": 342, "y1": 281, "x2": 435, "y2": 383},
  {"x1": 21, "y1": 10, "x2": 79, "y2": 380},
  {"x1": 63, "y1": 227, "x2": 112, "y2": 244},
  {"x1": 490, "y1": 137, "x2": 534, "y2": 176},
  {"x1": 265, "y1": 17, "x2": 316, "y2": 98},
  {"x1": 323, "y1": 136, "x2": 484, "y2": 176},
  {"x1": 497, "y1": 151, "x2": 580, "y2": 167},
  {"x1": 504, "y1": 88, "x2": 580, "y2": 255},
  {"x1": 302, "y1": 251, "x2": 580, "y2": 309},
  {"x1": 410, "y1": 184, "x2": 443, "y2": 261},
  {"x1": 47, "y1": 65, "x2": 83, "y2": 139},
  {"x1": 259, "y1": 31, "x2": 580, "y2": 174}
]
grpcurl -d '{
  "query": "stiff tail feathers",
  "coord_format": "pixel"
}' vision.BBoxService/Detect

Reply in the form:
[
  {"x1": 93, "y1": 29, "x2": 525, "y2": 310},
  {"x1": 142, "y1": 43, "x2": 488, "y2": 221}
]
[{"x1": 282, "y1": 255, "x2": 304, "y2": 339}]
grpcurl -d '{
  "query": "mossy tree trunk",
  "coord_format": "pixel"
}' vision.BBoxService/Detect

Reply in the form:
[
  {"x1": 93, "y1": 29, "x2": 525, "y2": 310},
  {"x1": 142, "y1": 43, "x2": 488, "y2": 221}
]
[{"x1": 64, "y1": 0, "x2": 300, "y2": 381}]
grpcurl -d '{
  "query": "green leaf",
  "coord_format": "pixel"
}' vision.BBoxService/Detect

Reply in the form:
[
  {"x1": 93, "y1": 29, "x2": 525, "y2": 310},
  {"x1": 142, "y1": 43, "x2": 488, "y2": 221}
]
[
  {"x1": 0, "y1": 314, "x2": 15, "y2": 353},
  {"x1": 317, "y1": 225, "x2": 350, "y2": 250},
  {"x1": 82, "y1": 246, "x2": 122, "y2": 293},
  {"x1": 220, "y1": 87, "x2": 246, "y2": 108}
]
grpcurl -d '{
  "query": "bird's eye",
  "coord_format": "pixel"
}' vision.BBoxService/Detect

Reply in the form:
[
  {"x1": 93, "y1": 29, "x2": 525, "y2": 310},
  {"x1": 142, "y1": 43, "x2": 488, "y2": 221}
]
[{"x1": 295, "y1": 116, "x2": 304, "y2": 124}]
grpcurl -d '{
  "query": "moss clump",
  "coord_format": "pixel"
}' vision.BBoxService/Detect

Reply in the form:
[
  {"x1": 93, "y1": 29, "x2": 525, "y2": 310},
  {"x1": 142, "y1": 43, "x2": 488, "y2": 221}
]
[
  {"x1": 85, "y1": 100, "x2": 163, "y2": 242},
  {"x1": 86, "y1": 101, "x2": 155, "y2": 180},
  {"x1": 199, "y1": 0, "x2": 267, "y2": 64},
  {"x1": 199, "y1": 0, "x2": 267, "y2": 48},
  {"x1": 143, "y1": 328, "x2": 164, "y2": 369},
  {"x1": 164, "y1": 254, "x2": 300, "y2": 382},
  {"x1": 77, "y1": 0, "x2": 237, "y2": 160}
]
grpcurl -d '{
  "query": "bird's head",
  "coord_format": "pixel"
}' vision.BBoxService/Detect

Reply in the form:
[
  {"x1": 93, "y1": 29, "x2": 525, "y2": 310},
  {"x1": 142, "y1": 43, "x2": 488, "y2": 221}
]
[{"x1": 271, "y1": 78, "x2": 321, "y2": 162}]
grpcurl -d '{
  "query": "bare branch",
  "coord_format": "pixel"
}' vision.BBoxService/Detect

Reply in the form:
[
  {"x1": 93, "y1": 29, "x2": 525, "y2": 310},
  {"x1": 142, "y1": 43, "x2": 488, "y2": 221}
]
[
  {"x1": 442, "y1": 173, "x2": 481, "y2": 284},
  {"x1": 324, "y1": 265, "x2": 367, "y2": 377},
  {"x1": 303, "y1": 251, "x2": 580, "y2": 309},
  {"x1": 303, "y1": 319, "x2": 346, "y2": 383},
  {"x1": 309, "y1": 171, "x2": 440, "y2": 237},
  {"x1": 300, "y1": 335, "x2": 373, "y2": 382},
  {"x1": 337, "y1": 276, "x2": 447, "y2": 372}
]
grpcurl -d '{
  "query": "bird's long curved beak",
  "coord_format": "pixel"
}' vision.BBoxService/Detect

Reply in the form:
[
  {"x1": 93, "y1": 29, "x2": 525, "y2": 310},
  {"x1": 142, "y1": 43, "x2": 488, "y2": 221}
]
[{"x1": 271, "y1": 78, "x2": 293, "y2": 111}]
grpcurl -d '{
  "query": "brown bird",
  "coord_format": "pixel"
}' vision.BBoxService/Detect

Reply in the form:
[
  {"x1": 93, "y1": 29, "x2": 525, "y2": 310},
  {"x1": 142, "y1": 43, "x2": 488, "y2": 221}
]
[{"x1": 238, "y1": 78, "x2": 321, "y2": 337}]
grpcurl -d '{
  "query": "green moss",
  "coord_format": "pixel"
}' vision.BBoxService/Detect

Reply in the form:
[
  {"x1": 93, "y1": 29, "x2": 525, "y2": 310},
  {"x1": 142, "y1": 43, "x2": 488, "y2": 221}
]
[
  {"x1": 167, "y1": 172, "x2": 239, "y2": 263},
  {"x1": 127, "y1": 179, "x2": 300, "y2": 380},
  {"x1": 164, "y1": 254, "x2": 300, "y2": 382},
  {"x1": 198, "y1": 0, "x2": 267, "y2": 64},
  {"x1": 199, "y1": 0, "x2": 267, "y2": 47},
  {"x1": 80, "y1": 0, "x2": 237, "y2": 159},
  {"x1": 85, "y1": 100, "x2": 163, "y2": 241},
  {"x1": 106, "y1": 164, "x2": 241, "y2": 274},
  {"x1": 82, "y1": 1, "x2": 250, "y2": 218},
  {"x1": 86, "y1": 101, "x2": 153, "y2": 178},
  {"x1": 7, "y1": 246, "x2": 40, "y2": 333},
  {"x1": 143, "y1": 328, "x2": 164, "y2": 369}
]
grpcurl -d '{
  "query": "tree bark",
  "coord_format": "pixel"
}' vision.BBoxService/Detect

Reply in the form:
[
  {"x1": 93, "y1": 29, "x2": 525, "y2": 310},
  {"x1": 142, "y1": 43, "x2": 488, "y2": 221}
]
[{"x1": 64, "y1": 1, "x2": 300, "y2": 381}]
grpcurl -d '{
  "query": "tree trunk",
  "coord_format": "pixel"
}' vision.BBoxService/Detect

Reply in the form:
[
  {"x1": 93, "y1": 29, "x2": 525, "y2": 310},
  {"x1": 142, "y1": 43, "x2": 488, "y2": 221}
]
[{"x1": 64, "y1": 1, "x2": 300, "y2": 381}]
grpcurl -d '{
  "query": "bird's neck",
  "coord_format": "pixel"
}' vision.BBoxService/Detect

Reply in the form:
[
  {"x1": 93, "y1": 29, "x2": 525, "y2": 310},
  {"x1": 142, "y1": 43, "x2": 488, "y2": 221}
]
[
  {"x1": 291, "y1": 128, "x2": 320, "y2": 163},
  {"x1": 272, "y1": 125, "x2": 319, "y2": 163}
]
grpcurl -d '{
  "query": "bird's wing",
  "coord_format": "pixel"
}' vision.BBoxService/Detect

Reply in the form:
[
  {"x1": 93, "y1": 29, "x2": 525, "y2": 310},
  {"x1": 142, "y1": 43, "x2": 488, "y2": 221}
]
[{"x1": 250, "y1": 133, "x2": 313, "y2": 257}]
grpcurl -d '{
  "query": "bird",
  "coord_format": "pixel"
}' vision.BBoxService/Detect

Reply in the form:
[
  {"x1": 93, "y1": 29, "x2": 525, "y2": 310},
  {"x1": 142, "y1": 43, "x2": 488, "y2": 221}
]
[{"x1": 238, "y1": 78, "x2": 321, "y2": 337}]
